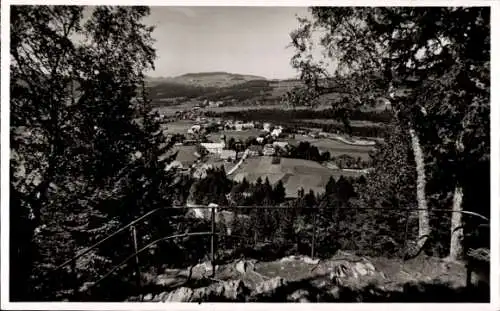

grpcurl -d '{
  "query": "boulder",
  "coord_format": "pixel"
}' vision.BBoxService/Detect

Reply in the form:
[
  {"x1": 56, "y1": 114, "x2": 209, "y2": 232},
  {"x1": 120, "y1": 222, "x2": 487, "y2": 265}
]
[
  {"x1": 235, "y1": 259, "x2": 257, "y2": 274},
  {"x1": 162, "y1": 287, "x2": 194, "y2": 302},
  {"x1": 328, "y1": 258, "x2": 381, "y2": 285},
  {"x1": 303, "y1": 256, "x2": 321, "y2": 265},
  {"x1": 252, "y1": 277, "x2": 287, "y2": 297},
  {"x1": 192, "y1": 261, "x2": 216, "y2": 277},
  {"x1": 287, "y1": 289, "x2": 311, "y2": 302},
  {"x1": 280, "y1": 255, "x2": 300, "y2": 263},
  {"x1": 161, "y1": 279, "x2": 248, "y2": 302},
  {"x1": 279, "y1": 255, "x2": 320, "y2": 265},
  {"x1": 142, "y1": 293, "x2": 154, "y2": 302}
]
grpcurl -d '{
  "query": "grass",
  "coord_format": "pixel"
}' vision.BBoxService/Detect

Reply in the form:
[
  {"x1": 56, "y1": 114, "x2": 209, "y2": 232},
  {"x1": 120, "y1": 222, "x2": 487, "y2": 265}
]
[
  {"x1": 161, "y1": 120, "x2": 197, "y2": 134},
  {"x1": 231, "y1": 157, "x2": 364, "y2": 198},
  {"x1": 172, "y1": 145, "x2": 198, "y2": 167},
  {"x1": 204, "y1": 155, "x2": 234, "y2": 172},
  {"x1": 289, "y1": 135, "x2": 374, "y2": 161},
  {"x1": 154, "y1": 103, "x2": 334, "y2": 116},
  {"x1": 295, "y1": 119, "x2": 385, "y2": 127}
]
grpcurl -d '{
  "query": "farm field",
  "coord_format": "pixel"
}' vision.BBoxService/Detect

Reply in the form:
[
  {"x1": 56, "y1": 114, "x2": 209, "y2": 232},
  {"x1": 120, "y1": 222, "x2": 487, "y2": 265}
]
[
  {"x1": 154, "y1": 102, "x2": 197, "y2": 116},
  {"x1": 295, "y1": 119, "x2": 385, "y2": 127},
  {"x1": 203, "y1": 156, "x2": 234, "y2": 172},
  {"x1": 171, "y1": 145, "x2": 199, "y2": 167},
  {"x1": 204, "y1": 103, "x2": 332, "y2": 113},
  {"x1": 162, "y1": 120, "x2": 197, "y2": 134},
  {"x1": 289, "y1": 135, "x2": 374, "y2": 160},
  {"x1": 231, "y1": 156, "x2": 364, "y2": 198},
  {"x1": 154, "y1": 103, "x2": 333, "y2": 116}
]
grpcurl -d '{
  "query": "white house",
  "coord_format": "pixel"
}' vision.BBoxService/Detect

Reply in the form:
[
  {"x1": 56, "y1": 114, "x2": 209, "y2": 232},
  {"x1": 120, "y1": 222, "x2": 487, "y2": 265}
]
[
  {"x1": 200, "y1": 142, "x2": 225, "y2": 154},
  {"x1": 263, "y1": 144, "x2": 275, "y2": 156},
  {"x1": 248, "y1": 145, "x2": 263, "y2": 156},
  {"x1": 271, "y1": 128, "x2": 282, "y2": 138},
  {"x1": 241, "y1": 122, "x2": 255, "y2": 129},
  {"x1": 273, "y1": 141, "x2": 288, "y2": 149},
  {"x1": 190, "y1": 124, "x2": 201, "y2": 133}
]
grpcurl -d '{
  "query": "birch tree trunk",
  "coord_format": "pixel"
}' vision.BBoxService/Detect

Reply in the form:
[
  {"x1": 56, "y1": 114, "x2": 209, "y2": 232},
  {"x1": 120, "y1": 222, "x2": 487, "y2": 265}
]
[
  {"x1": 408, "y1": 126, "x2": 430, "y2": 250},
  {"x1": 449, "y1": 185, "x2": 464, "y2": 260},
  {"x1": 449, "y1": 131, "x2": 465, "y2": 260}
]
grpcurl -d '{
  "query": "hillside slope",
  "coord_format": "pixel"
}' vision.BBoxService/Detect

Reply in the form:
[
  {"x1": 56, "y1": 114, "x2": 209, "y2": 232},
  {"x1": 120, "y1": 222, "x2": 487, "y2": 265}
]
[{"x1": 147, "y1": 72, "x2": 266, "y2": 88}]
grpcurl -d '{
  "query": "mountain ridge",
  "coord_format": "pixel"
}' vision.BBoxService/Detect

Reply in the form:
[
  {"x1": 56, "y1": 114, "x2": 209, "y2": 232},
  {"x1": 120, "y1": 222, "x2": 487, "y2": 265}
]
[{"x1": 146, "y1": 72, "x2": 269, "y2": 88}]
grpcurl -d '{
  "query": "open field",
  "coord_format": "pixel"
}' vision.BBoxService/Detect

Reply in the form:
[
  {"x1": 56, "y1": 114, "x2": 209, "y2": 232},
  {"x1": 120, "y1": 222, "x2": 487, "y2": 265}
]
[
  {"x1": 154, "y1": 103, "x2": 332, "y2": 116},
  {"x1": 171, "y1": 145, "x2": 198, "y2": 166},
  {"x1": 232, "y1": 156, "x2": 364, "y2": 198},
  {"x1": 162, "y1": 120, "x2": 197, "y2": 134},
  {"x1": 154, "y1": 103, "x2": 197, "y2": 116},
  {"x1": 289, "y1": 135, "x2": 374, "y2": 160},
  {"x1": 295, "y1": 119, "x2": 385, "y2": 127},
  {"x1": 205, "y1": 103, "x2": 332, "y2": 113}
]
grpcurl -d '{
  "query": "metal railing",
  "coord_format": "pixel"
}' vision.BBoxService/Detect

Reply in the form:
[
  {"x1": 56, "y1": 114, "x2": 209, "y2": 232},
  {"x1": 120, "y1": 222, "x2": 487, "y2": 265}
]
[{"x1": 43, "y1": 205, "x2": 490, "y2": 301}]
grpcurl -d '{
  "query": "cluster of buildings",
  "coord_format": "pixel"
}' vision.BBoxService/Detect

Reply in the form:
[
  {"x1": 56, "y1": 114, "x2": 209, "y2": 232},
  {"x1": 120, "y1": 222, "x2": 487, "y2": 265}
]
[
  {"x1": 224, "y1": 120, "x2": 255, "y2": 131},
  {"x1": 262, "y1": 123, "x2": 284, "y2": 138},
  {"x1": 201, "y1": 99, "x2": 225, "y2": 108}
]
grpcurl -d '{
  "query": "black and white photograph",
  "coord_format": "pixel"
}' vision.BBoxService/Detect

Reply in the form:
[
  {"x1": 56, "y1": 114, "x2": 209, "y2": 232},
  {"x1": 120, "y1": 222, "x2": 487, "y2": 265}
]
[{"x1": 1, "y1": 2, "x2": 497, "y2": 308}]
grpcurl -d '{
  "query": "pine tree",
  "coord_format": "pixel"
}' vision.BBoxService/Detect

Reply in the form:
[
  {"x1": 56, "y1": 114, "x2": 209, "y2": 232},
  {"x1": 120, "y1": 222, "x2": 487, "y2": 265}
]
[{"x1": 273, "y1": 180, "x2": 286, "y2": 204}]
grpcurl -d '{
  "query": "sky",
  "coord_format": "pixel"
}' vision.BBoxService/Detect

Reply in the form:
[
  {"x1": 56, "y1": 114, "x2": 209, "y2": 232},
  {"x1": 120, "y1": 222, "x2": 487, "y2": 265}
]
[{"x1": 145, "y1": 7, "x2": 311, "y2": 80}]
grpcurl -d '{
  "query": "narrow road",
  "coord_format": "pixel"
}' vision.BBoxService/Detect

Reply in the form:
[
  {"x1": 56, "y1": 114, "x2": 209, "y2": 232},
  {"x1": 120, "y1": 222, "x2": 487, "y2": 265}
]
[{"x1": 227, "y1": 149, "x2": 249, "y2": 176}]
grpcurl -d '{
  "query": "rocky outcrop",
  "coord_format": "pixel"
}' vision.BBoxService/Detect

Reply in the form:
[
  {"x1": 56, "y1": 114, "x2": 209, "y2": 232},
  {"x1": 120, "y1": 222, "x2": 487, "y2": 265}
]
[
  {"x1": 252, "y1": 277, "x2": 287, "y2": 297},
  {"x1": 280, "y1": 255, "x2": 320, "y2": 265},
  {"x1": 131, "y1": 256, "x2": 388, "y2": 302},
  {"x1": 160, "y1": 279, "x2": 248, "y2": 302}
]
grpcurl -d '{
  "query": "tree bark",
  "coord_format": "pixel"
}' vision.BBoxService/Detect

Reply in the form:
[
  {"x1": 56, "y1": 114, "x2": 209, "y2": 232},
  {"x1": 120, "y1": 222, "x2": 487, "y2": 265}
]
[
  {"x1": 408, "y1": 126, "x2": 430, "y2": 250},
  {"x1": 449, "y1": 185, "x2": 464, "y2": 260}
]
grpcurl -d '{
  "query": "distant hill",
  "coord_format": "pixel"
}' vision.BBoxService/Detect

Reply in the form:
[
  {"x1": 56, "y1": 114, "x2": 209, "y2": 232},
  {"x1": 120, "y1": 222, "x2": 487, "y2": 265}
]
[
  {"x1": 145, "y1": 72, "x2": 393, "y2": 109},
  {"x1": 146, "y1": 72, "x2": 294, "y2": 106},
  {"x1": 146, "y1": 72, "x2": 267, "y2": 88}
]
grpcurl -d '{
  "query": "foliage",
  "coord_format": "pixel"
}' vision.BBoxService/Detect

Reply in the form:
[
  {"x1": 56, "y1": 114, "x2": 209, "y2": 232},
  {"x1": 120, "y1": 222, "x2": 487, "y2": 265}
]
[
  {"x1": 189, "y1": 167, "x2": 233, "y2": 205},
  {"x1": 285, "y1": 7, "x2": 490, "y2": 256},
  {"x1": 10, "y1": 6, "x2": 177, "y2": 301}
]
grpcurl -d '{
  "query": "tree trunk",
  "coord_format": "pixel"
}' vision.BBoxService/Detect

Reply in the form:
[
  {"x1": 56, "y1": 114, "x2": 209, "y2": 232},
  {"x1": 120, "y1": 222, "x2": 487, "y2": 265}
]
[
  {"x1": 449, "y1": 186, "x2": 464, "y2": 260},
  {"x1": 409, "y1": 126, "x2": 430, "y2": 250}
]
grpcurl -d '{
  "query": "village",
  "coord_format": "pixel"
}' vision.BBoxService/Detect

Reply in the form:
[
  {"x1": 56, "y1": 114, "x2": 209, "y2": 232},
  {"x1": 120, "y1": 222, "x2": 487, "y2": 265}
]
[
  {"x1": 156, "y1": 102, "x2": 376, "y2": 205},
  {"x1": 7, "y1": 5, "x2": 490, "y2": 305}
]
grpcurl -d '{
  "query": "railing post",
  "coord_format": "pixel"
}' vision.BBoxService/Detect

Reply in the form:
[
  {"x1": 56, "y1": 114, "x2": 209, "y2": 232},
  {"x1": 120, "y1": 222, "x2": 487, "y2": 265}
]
[
  {"x1": 130, "y1": 225, "x2": 142, "y2": 299},
  {"x1": 211, "y1": 206, "x2": 216, "y2": 278},
  {"x1": 311, "y1": 208, "x2": 316, "y2": 259},
  {"x1": 401, "y1": 208, "x2": 411, "y2": 267},
  {"x1": 71, "y1": 250, "x2": 78, "y2": 301}
]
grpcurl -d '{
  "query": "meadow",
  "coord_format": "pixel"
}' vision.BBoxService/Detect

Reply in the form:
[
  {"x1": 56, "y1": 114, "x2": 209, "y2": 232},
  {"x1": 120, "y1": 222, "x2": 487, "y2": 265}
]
[
  {"x1": 231, "y1": 156, "x2": 364, "y2": 198},
  {"x1": 289, "y1": 135, "x2": 374, "y2": 161}
]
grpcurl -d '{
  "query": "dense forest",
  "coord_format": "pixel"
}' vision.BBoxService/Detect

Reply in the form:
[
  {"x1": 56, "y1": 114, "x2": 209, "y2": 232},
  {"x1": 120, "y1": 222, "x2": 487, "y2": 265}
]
[{"x1": 148, "y1": 79, "x2": 275, "y2": 104}]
